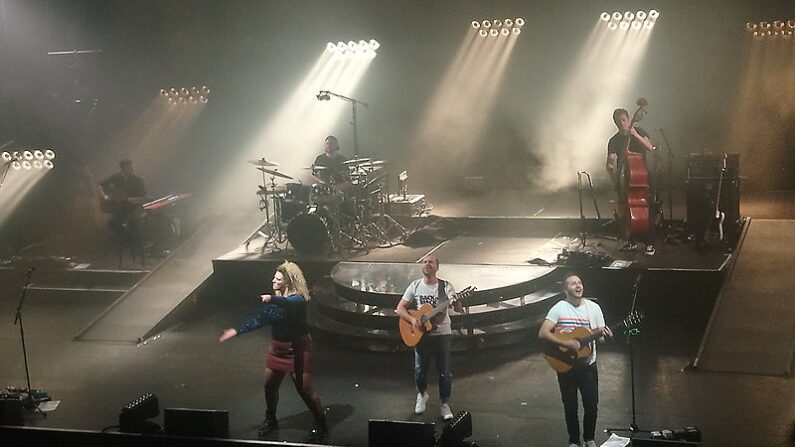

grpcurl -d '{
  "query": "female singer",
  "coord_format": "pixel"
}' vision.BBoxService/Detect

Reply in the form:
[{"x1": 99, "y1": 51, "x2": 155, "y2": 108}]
[{"x1": 219, "y1": 261, "x2": 327, "y2": 441}]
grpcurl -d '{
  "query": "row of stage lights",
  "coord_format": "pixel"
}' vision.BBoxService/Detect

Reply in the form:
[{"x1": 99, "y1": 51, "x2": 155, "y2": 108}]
[
  {"x1": 471, "y1": 18, "x2": 526, "y2": 37},
  {"x1": 746, "y1": 20, "x2": 795, "y2": 39},
  {"x1": 159, "y1": 86, "x2": 211, "y2": 105},
  {"x1": 2, "y1": 149, "x2": 56, "y2": 170},
  {"x1": 600, "y1": 10, "x2": 660, "y2": 30},
  {"x1": 325, "y1": 39, "x2": 380, "y2": 60}
]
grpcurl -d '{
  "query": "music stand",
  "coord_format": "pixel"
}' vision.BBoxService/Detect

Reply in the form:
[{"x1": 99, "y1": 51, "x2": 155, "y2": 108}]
[
  {"x1": 605, "y1": 273, "x2": 646, "y2": 436},
  {"x1": 13, "y1": 268, "x2": 48, "y2": 415}
]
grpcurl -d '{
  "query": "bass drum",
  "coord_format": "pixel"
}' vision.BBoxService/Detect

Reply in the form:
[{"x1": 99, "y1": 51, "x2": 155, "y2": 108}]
[{"x1": 287, "y1": 208, "x2": 331, "y2": 254}]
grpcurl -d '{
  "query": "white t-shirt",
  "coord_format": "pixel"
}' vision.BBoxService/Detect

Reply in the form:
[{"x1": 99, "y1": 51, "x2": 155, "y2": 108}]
[
  {"x1": 401, "y1": 278, "x2": 456, "y2": 336},
  {"x1": 544, "y1": 298, "x2": 606, "y2": 365}
]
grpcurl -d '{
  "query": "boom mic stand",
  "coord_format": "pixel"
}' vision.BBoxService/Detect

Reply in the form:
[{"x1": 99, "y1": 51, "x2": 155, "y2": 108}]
[
  {"x1": 13, "y1": 267, "x2": 47, "y2": 415},
  {"x1": 316, "y1": 90, "x2": 368, "y2": 157},
  {"x1": 606, "y1": 273, "x2": 646, "y2": 436}
]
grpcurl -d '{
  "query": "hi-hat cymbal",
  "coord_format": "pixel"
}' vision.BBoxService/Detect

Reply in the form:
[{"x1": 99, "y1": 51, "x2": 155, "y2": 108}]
[
  {"x1": 359, "y1": 160, "x2": 387, "y2": 167},
  {"x1": 303, "y1": 166, "x2": 327, "y2": 170},
  {"x1": 248, "y1": 158, "x2": 279, "y2": 167},
  {"x1": 257, "y1": 167, "x2": 293, "y2": 180},
  {"x1": 342, "y1": 157, "x2": 371, "y2": 166}
]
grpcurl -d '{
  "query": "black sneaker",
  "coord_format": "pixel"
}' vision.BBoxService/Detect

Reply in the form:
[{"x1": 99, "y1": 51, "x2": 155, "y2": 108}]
[
  {"x1": 307, "y1": 420, "x2": 329, "y2": 442},
  {"x1": 257, "y1": 418, "x2": 279, "y2": 437}
]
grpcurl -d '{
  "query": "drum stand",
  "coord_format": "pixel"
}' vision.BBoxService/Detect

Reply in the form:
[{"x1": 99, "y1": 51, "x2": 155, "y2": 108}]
[
  {"x1": 244, "y1": 175, "x2": 286, "y2": 253},
  {"x1": 367, "y1": 180, "x2": 407, "y2": 247}
]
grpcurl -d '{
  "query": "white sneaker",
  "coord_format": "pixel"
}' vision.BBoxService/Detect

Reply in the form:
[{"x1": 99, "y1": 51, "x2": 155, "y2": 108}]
[
  {"x1": 440, "y1": 403, "x2": 453, "y2": 420},
  {"x1": 585, "y1": 440, "x2": 598, "y2": 447},
  {"x1": 568, "y1": 443, "x2": 580, "y2": 447},
  {"x1": 414, "y1": 392, "x2": 429, "y2": 414}
]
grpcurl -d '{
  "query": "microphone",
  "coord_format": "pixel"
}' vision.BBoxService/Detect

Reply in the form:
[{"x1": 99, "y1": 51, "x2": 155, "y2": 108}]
[{"x1": 633, "y1": 273, "x2": 642, "y2": 288}]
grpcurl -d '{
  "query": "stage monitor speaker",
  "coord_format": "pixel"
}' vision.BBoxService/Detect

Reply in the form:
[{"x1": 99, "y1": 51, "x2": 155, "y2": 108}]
[
  {"x1": 163, "y1": 407, "x2": 229, "y2": 438},
  {"x1": 368, "y1": 419, "x2": 435, "y2": 447},
  {"x1": 0, "y1": 397, "x2": 24, "y2": 425},
  {"x1": 686, "y1": 177, "x2": 740, "y2": 241}
]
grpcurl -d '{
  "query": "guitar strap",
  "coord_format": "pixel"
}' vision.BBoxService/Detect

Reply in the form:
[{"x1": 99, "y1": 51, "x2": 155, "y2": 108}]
[{"x1": 437, "y1": 279, "x2": 447, "y2": 302}]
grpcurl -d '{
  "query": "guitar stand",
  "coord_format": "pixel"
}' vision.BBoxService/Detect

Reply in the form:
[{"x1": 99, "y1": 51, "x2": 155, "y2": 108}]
[
  {"x1": 605, "y1": 273, "x2": 648, "y2": 437},
  {"x1": 576, "y1": 171, "x2": 602, "y2": 249}
]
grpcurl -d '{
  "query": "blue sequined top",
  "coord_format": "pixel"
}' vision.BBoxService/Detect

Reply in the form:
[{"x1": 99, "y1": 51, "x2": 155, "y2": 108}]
[{"x1": 235, "y1": 294, "x2": 308, "y2": 342}]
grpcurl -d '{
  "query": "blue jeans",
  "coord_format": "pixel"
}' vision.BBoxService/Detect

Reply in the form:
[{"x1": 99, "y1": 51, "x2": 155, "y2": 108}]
[
  {"x1": 414, "y1": 334, "x2": 452, "y2": 401},
  {"x1": 558, "y1": 362, "x2": 599, "y2": 444}
]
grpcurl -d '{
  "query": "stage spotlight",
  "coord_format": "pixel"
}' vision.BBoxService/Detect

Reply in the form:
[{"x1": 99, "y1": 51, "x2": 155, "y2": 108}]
[
  {"x1": 179, "y1": 87, "x2": 188, "y2": 97},
  {"x1": 788, "y1": 20, "x2": 795, "y2": 29},
  {"x1": 33, "y1": 160, "x2": 43, "y2": 170},
  {"x1": 636, "y1": 11, "x2": 647, "y2": 21},
  {"x1": 11, "y1": 161, "x2": 21, "y2": 170},
  {"x1": 631, "y1": 21, "x2": 642, "y2": 30},
  {"x1": 336, "y1": 41, "x2": 347, "y2": 51},
  {"x1": 515, "y1": 17, "x2": 525, "y2": 27},
  {"x1": 1, "y1": 151, "x2": 11, "y2": 162},
  {"x1": 504, "y1": 18, "x2": 514, "y2": 27},
  {"x1": 326, "y1": 42, "x2": 336, "y2": 52},
  {"x1": 600, "y1": 12, "x2": 611, "y2": 22},
  {"x1": 478, "y1": 29, "x2": 488, "y2": 37},
  {"x1": 608, "y1": 22, "x2": 618, "y2": 31},
  {"x1": 316, "y1": 90, "x2": 331, "y2": 101},
  {"x1": 489, "y1": 28, "x2": 499, "y2": 37},
  {"x1": 612, "y1": 12, "x2": 622, "y2": 21},
  {"x1": 22, "y1": 151, "x2": 33, "y2": 161},
  {"x1": 21, "y1": 161, "x2": 32, "y2": 170},
  {"x1": 347, "y1": 40, "x2": 357, "y2": 49},
  {"x1": 644, "y1": 20, "x2": 655, "y2": 29},
  {"x1": 159, "y1": 89, "x2": 168, "y2": 96},
  {"x1": 493, "y1": 19, "x2": 502, "y2": 28},
  {"x1": 369, "y1": 39, "x2": 380, "y2": 50},
  {"x1": 649, "y1": 9, "x2": 659, "y2": 20},
  {"x1": 44, "y1": 160, "x2": 54, "y2": 170},
  {"x1": 119, "y1": 393, "x2": 161, "y2": 434},
  {"x1": 44, "y1": 150, "x2": 55, "y2": 160},
  {"x1": 620, "y1": 21, "x2": 630, "y2": 30},
  {"x1": 200, "y1": 96, "x2": 209, "y2": 103},
  {"x1": 471, "y1": 20, "x2": 480, "y2": 29},
  {"x1": 624, "y1": 11, "x2": 635, "y2": 21},
  {"x1": 746, "y1": 22, "x2": 758, "y2": 32},
  {"x1": 512, "y1": 27, "x2": 521, "y2": 35},
  {"x1": 760, "y1": 21, "x2": 771, "y2": 30},
  {"x1": 500, "y1": 28, "x2": 510, "y2": 36},
  {"x1": 773, "y1": 20, "x2": 784, "y2": 30},
  {"x1": 482, "y1": 19, "x2": 491, "y2": 28}
]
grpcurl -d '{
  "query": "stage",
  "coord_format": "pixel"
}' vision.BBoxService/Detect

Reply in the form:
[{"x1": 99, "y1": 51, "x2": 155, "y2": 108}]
[{"x1": 2, "y1": 188, "x2": 794, "y2": 446}]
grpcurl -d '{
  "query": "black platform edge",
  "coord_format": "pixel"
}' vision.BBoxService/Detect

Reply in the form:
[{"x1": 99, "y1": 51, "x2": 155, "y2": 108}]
[
  {"x1": 307, "y1": 303, "x2": 547, "y2": 353},
  {"x1": 332, "y1": 265, "x2": 565, "y2": 307},
  {"x1": 0, "y1": 266, "x2": 147, "y2": 288},
  {"x1": 0, "y1": 425, "x2": 338, "y2": 447},
  {"x1": 314, "y1": 288, "x2": 560, "y2": 330},
  {"x1": 393, "y1": 215, "x2": 614, "y2": 237}
]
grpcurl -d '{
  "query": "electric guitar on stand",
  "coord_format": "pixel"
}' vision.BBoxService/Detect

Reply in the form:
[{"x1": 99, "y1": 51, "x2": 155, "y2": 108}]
[
  {"x1": 399, "y1": 286, "x2": 475, "y2": 347},
  {"x1": 544, "y1": 310, "x2": 644, "y2": 373},
  {"x1": 703, "y1": 154, "x2": 727, "y2": 245}
]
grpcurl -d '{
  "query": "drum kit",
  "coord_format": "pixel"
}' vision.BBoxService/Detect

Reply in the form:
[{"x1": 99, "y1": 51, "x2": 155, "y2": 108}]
[{"x1": 244, "y1": 156, "x2": 407, "y2": 254}]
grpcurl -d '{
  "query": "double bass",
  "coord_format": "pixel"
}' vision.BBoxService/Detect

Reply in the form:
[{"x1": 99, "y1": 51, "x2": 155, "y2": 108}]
[{"x1": 617, "y1": 98, "x2": 651, "y2": 242}]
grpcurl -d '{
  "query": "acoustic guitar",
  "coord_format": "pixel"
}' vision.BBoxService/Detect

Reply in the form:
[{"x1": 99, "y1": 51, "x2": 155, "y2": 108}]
[
  {"x1": 399, "y1": 286, "x2": 475, "y2": 347},
  {"x1": 544, "y1": 310, "x2": 644, "y2": 373}
]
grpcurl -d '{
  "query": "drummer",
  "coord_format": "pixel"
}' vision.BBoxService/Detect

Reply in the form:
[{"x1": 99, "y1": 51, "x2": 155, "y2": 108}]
[{"x1": 311, "y1": 135, "x2": 350, "y2": 192}]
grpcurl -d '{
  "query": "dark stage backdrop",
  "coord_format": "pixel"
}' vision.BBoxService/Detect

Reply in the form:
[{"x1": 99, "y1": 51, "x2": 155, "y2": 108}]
[{"x1": 0, "y1": 0, "x2": 793, "y2": 254}]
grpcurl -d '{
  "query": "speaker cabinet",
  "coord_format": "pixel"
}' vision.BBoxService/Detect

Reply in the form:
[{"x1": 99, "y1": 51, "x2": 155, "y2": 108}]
[
  {"x1": 163, "y1": 407, "x2": 229, "y2": 438},
  {"x1": 368, "y1": 419, "x2": 435, "y2": 447},
  {"x1": 686, "y1": 177, "x2": 740, "y2": 241}
]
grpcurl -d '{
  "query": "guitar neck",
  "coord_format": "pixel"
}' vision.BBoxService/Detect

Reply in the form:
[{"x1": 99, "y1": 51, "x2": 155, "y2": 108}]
[{"x1": 578, "y1": 320, "x2": 625, "y2": 345}]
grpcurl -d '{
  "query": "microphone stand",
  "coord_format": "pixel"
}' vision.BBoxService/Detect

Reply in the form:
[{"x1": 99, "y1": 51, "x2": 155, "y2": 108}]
[
  {"x1": 605, "y1": 274, "x2": 645, "y2": 436},
  {"x1": 576, "y1": 171, "x2": 601, "y2": 248},
  {"x1": 13, "y1": 267, "x2": 47, "y2": 415},
  {"x1": 317, "y1": 90, "x2": 369, "y2": 157}
]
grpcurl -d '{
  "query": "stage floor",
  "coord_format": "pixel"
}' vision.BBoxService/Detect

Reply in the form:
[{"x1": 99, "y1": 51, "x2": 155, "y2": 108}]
[{"x1": 2, "y1": 188, "x2": 794, "y2": 446}]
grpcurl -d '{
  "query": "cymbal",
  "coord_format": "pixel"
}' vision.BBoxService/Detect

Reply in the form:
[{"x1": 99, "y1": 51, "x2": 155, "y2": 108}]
[
  {"x1": 248, "y1": 158, "x2": 279, "y2": 167},
  {"x1": 304, "y1": 166, "x2": 327, "y2": 170},
  {"x1": 359, "y1": 160, "x2": 387, "y2": 167},
  {"x1": 257, "y1": 185, "x2": 286, "y2": 195},
  {"x1": 342, "y1": 157, "x2": 371, "y2": 166},
  {"x1": 257, "y1": 167, "x2": 293, "y2": 180}
]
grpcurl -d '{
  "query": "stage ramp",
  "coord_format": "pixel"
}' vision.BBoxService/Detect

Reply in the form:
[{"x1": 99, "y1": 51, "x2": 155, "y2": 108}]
[
  {"x1": 75, "y1": 211, "x2": 261, "y2": 343},
  {"x1": 692, "y1": 218, "x2": 795, "y2": 376}
]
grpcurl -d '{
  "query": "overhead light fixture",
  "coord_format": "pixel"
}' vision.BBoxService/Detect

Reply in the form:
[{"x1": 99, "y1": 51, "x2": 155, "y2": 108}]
[
  {"x1": 316, "y1": 90, "x2": 331, "y2": 101},
  {"x1": 325, "y1": 38, "x2": 380, "y2": 59},
  {"x1": 2, "y1": 148, "x2": 56, "y2": 170},
  {"x1": 473, "y1": 17, "x2": 524, "y2": 37},
  {"x1": 160, "y1": 85, "x2": 210, "y2": 105},
  {"x1": 471, "y1": 20, "x2": 480, "y2": 29},
  {"x1": 600, "y1": 12, "x2": 611, "y2": 22}
]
